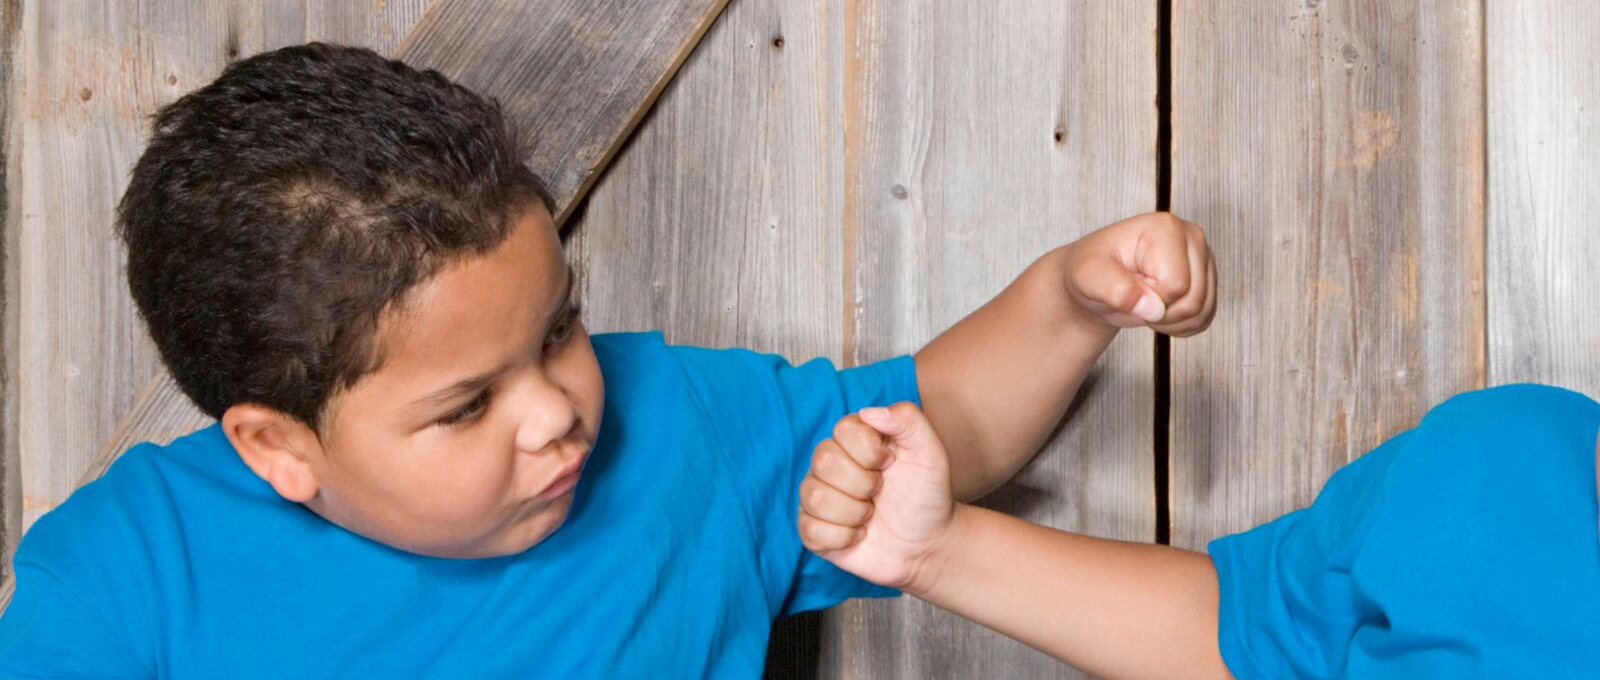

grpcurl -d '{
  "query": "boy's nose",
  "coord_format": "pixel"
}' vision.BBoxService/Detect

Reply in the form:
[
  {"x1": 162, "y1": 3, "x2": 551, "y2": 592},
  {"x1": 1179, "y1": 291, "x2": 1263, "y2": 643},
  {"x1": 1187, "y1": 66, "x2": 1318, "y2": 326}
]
[{"x1": 513, "y1": 374, "x2": 579, "y2": 454}]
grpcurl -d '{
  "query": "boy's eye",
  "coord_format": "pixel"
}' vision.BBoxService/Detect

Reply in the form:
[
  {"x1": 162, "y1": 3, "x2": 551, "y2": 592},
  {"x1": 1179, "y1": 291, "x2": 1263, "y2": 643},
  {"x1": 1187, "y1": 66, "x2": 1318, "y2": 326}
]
[
  {"x1": 437, "y1": 390, "x2": 491, "y2": 427},
  {"x1": 544, "y1": 303, "x2": 582, "y2": 350}
]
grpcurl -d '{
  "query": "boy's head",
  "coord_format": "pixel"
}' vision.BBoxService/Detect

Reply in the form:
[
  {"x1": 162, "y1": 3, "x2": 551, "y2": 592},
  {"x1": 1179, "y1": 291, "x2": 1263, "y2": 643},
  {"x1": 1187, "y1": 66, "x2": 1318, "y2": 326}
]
[{"x1": 117, "y1": 43, "x2": 603, "y2": 559}]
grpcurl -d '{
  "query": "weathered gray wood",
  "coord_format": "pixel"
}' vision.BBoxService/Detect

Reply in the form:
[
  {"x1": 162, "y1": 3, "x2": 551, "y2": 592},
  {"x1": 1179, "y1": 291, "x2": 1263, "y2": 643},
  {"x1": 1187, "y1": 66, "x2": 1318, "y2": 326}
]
[
  {"x1": 0, "y1": 0, "x2": 19, "y2": 579},
  {"x1": 3, "y1": 0, "x2": 432, "y2": 606},
  {"x1": 13, "y1": 0, "x2": 432, "y2": 526},
  {"x1": 396, "y1": 0, "x2": 733, "y2": 226},
  {"x1": 1487, "y1": 0, "x2": 1600, "y2": 393},
  {"x1": 1169, "y1": 0, "x2": 1485, "y2": 550},
  {"x1": 75, "y1": 373, "x2": 214, "y2": 490},
  {"x1": 565, "y1": 0, "x2": 843, "y2": 674},
  {"x1": 838, "y1": 2, "x2": 1157, "y2": 678},
  {"x1": 299, "y1": 0, "x2": 434, "y2": 55}
]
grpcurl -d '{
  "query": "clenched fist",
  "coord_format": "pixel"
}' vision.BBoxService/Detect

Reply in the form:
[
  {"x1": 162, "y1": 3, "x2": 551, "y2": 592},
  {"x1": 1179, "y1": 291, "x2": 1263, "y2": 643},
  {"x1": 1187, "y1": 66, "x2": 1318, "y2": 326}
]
[
  {"x1": 798, "y1": 403, "x2": 956, "y2": 594},
  {"x1": 1058, "y1": 211, "x2": 1216, "y2": 337}
]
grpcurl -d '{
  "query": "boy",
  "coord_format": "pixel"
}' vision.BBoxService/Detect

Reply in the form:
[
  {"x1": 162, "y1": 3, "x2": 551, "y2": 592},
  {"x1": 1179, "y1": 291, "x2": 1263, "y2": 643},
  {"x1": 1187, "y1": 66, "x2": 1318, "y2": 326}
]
[
  {"x1": 802, "y1": 390, "x2": 1600, "y2": 677},
  {"x1": 0, "y1": 44, "x2": 1214, "y2": 677}
]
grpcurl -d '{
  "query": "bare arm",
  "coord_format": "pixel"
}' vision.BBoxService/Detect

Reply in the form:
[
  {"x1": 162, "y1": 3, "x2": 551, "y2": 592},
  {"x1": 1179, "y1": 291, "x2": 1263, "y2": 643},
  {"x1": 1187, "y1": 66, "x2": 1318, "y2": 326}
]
[
  {"x1": 914, "y1": 249, "x2": 1115, "y2": 501},
  {"x1": 915, "y1": 212, "x2": 1215, "y2": 501},
  {"x1": 912, "y1": 504, "x2": 1234, "y2": 680}
]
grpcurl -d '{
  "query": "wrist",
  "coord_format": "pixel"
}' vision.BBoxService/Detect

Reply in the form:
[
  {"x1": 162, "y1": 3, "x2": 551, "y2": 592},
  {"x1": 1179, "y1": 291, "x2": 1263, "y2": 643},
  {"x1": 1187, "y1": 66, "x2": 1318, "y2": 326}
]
[
  {"x1": 903, "y1": 503, "x2": 979, "y2": 599},
  {"x1": 1035, "y1": 246, "x2": 1121, "y2": 341}
]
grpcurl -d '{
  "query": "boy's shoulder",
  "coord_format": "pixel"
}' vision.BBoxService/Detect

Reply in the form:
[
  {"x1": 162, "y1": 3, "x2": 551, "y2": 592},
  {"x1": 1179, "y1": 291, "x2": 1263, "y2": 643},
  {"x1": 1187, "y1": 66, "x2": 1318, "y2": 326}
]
[
  {"x1": 591, "y1": 330, "x2": 856, "y2": 418},
  {"x1": 1406, "y1": 383, "x2": 1600, "y2": 471},
  {"x1": 16, "y1": 424, "x2": 258, "y2": 570},
  {"x1": 1426, "y1": 382, "x2": 1598, "y2": 424}
]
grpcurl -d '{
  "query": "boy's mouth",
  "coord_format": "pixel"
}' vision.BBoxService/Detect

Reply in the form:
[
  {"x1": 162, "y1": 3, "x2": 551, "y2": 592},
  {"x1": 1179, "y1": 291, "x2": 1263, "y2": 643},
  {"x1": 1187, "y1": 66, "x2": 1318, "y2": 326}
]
[{"x1": 534, "y1": 450, "x2": 588, "y2": 502}]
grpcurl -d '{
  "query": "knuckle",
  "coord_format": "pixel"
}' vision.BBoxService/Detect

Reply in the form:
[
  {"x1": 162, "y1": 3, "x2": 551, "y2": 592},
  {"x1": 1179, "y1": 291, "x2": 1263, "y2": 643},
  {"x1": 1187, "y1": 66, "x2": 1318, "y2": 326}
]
[
  {"x1": 1166, "y1": 276, "x2": 1191, "y2": 299},
  {"x1": 798, "y1": 479, "x2": 818, "y2": 510},
  {"x1": 814, "y1": 438, "x2": 841, "y2": 463},
  {"x1": 800, "y1": 518, "x2": 824, "y2": 544},
  {"x1": 832, "y1": 414, "x2": 863, "y2": 441},
  {"x1": 1113, "y1": 279, "x2": 1143, "y2": 308},
  {"x1": 805, "y1": 481, "x2": 829, "y2": 509},
  {"x1": 861, "y1": 471, "x2": 883, "y2": 497},
  {"x1": 812, "y1": 448, "x2": 837, "y2": 477}
]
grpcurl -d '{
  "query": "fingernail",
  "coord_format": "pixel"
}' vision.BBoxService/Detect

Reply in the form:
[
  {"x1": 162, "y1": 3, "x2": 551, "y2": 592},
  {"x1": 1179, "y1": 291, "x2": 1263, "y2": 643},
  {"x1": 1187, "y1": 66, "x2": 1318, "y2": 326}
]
[
  {"x1": 1132, "y1": 293, "x2": 1165, "y2": 323},
  {"x1": 859, "y1": 406, "x2": 890, "y2": 422}
]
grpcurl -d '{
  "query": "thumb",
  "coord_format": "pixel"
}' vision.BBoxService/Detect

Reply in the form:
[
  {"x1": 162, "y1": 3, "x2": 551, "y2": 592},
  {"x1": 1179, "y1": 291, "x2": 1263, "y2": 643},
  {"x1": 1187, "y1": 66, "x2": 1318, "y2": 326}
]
[
  {"x1": 1076, "y1": 254, "x2": 1167, "y2": 324},
  {"x1": 857, "y1": 402, "x2": 946, "y2": 465}
]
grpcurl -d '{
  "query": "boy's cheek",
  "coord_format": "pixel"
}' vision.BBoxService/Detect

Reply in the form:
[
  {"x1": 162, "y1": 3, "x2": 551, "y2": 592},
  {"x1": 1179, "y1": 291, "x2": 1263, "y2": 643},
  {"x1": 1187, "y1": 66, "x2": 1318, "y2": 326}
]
[{"x1": 568, "y1": 328, "x2": 606, "y2": 436}]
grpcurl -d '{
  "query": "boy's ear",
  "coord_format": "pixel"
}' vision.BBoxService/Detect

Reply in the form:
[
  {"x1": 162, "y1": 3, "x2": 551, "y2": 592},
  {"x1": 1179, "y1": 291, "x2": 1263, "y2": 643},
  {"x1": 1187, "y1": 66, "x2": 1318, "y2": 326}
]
[{"x1": 221, "y1": 403, "x2": 323, "y2": 503}]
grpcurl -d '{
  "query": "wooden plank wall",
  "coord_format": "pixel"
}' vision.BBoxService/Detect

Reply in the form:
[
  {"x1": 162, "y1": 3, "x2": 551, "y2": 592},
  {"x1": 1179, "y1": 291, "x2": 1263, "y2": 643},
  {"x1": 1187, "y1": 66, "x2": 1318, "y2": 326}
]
[
  {"x1": 0, "y1": 0, "x2": 18, "y2": 593},
  {"x1": 1169, "y1": 0, "x2": 1486, "y2": 549},
  {"x1": 10, "y1": 0, "x2": 1600, "y2": 677},
  {"x1": 11, "y1": 0, "x2": 429, "y2": 555},
  {"x1": 1488, "y1": 1, "x2": 1600, "y2": 395},
  {"x1": 837, "y1": 2, "x2": 1155, "y2": 678}
]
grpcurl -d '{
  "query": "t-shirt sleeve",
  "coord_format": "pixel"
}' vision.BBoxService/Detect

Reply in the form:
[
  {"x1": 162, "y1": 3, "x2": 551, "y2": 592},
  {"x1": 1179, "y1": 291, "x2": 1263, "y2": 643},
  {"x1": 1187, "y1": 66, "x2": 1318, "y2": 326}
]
[
  {"x1": 670, "y1": 345, "x2": 921, "y2": 617},
  {"x1": 1206, "y1": 430, "x2": 1411, "y2": 680},
  {"x1": 0, "y1": 563, "x2": 151, "y2": 679}
]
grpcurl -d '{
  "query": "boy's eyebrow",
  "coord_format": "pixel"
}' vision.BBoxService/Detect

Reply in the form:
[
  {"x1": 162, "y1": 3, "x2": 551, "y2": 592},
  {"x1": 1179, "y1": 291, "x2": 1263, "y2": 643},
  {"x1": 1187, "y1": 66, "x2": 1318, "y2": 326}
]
[{"x1": 407, "y1": 267, "x2": 574, "y2": 416}]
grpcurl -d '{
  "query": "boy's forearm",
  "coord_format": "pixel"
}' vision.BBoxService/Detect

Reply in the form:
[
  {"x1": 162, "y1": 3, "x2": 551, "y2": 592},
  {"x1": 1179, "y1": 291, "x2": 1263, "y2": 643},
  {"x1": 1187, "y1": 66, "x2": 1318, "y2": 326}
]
[
  {"x1": 908, "y1": 505, "x2": 1233, "y2": 680},
  {"x1": 914, "y1": 247, "x2": 1117, "y2": 500}
]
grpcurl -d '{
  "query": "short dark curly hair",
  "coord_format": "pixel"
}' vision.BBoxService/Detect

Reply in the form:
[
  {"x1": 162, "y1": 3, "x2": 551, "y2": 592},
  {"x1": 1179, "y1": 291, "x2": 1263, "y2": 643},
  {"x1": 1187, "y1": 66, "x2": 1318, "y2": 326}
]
[{"x1": 117, "y1": 43, "x2": 552, "y2": 431}]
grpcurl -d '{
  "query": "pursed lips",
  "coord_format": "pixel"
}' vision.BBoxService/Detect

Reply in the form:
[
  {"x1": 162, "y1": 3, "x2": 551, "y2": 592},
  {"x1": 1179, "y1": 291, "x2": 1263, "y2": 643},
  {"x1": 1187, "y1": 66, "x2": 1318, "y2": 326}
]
[{"x1": 531, "y1": 445, "x2": 589, "y2": 501}]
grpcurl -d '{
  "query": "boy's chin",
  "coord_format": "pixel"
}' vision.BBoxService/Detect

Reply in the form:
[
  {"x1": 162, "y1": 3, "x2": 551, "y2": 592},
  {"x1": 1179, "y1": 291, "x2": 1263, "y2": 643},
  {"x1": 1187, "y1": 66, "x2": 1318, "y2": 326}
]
[{"x1": 328, "y1": 495, "x2": 577, "y2": 560}]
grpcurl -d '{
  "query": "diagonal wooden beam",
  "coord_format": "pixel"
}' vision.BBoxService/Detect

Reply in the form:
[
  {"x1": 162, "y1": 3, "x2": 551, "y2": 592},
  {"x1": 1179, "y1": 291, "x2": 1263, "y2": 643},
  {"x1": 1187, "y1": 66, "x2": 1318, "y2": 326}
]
[
  {"x1": 79, "y1": 0, "x2": 732, "y2": 488},
  {"x1": 399, "y1": 0, "x2": 732, "y2": 226}
]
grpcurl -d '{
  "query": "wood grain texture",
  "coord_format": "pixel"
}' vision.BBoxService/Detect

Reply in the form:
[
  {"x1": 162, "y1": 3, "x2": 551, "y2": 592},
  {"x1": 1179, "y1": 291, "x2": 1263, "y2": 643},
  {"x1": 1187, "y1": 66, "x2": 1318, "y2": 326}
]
[
  {"x1": 3, "y1": 0, "x2": 430, "y2": 596},
  {"x1": 837, "y1": 2, "x2": 1156, "y2": 677},
  {"x1": 0, "y1": 0, "x2": 18, "y2": 576},
  {"x1": 1487, "y1": 0, "x2": 1600, "y2": 391},
  {"x1": 1168, "y1": 0, "x2": 1485, "y2": 549},
  {"x1": 396, "y1": 0, "x2": 733, "y2": 226},
  {"x1": 17, "y1": 0, "x2": 310, "y2": 531},
  {"x1": 565, "y1": 0, "x2": 843, "y2": 675}
]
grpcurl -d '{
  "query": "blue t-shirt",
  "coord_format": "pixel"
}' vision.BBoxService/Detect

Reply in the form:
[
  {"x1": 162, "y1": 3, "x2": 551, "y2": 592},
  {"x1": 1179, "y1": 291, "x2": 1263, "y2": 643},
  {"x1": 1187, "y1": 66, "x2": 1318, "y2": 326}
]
[
  {"x1": 0, "y1": 332, "x2": 918, "y2": 678},
  {"x1": 1210, "y1": 384, "x2": 1600, "y2": 678}
]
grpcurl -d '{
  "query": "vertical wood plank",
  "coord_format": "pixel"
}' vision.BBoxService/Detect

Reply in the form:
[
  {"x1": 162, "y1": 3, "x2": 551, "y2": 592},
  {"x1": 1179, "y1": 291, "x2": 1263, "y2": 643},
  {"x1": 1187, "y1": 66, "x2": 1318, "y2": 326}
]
[
  {"x1": 839, "y1": 2, "x2": 1156, "y2": 677},
  {"x1": 11, "y1": 0, "x2": 425, "y2": 535},
  {"x1": 575, "y1": 0, "x2": 840, "y2": 357},
  {"x1": 1487, "y1": 0, "x2": 1600, "y2": 392},
  {"x1": 1169, "y1": 0, "x2": 1485, "y2": 549},
  {"x1": 0, "y1": 0, "x2": 19, "y2": 575},
  {"x1": 570, "y1": 0, "x2": 843, "y2": 676}
]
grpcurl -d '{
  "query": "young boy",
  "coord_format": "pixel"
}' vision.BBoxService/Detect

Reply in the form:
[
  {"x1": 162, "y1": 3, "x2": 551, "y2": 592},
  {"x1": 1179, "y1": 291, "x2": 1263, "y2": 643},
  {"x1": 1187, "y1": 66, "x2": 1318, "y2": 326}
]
[
  {"x1": 801, "y1": 391, "x2": 1600, "y2": 677},
  {"x1": 0, "y1": 44, "x2": 1215, "y2": 677}
]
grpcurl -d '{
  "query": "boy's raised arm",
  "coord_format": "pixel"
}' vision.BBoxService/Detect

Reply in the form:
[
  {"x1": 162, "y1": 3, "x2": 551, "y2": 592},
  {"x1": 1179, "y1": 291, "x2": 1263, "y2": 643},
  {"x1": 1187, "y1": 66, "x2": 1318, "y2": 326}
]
[{"x1": 913, "y1": 212, "x2": 1215, "y2": 500}]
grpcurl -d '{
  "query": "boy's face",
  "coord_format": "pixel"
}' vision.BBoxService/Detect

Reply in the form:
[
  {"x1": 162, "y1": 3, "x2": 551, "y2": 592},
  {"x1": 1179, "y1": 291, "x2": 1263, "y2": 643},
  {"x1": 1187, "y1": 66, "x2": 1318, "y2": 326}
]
[{"x1": 294, "y1": 207, "x2": 602, "y2": 558}]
